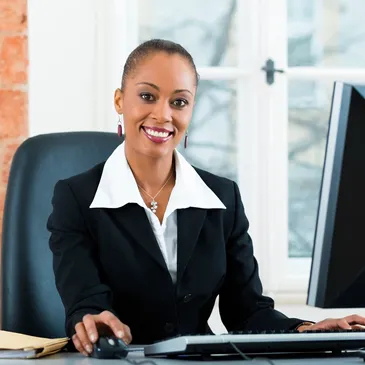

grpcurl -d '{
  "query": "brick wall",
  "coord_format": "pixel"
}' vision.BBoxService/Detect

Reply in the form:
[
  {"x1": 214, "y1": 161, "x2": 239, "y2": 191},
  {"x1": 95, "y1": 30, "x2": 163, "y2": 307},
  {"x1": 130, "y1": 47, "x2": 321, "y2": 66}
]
[{"x1": 0, "y1": 0, "x2": 28, "y2": 241}]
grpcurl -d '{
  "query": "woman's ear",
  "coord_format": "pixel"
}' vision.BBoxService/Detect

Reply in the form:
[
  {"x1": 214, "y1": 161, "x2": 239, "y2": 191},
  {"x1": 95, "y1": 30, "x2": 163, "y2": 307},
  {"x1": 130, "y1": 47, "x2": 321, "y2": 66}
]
[{"x1": 114, "y1": 88, "x2": 124, "y2": 114}]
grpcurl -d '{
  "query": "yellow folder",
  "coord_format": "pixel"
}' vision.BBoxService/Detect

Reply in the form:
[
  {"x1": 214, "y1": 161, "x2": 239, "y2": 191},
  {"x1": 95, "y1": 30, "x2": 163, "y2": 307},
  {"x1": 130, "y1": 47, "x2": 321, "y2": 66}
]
[{"x1": 0, "y1": 330, "x2": 69, "y2": 359}]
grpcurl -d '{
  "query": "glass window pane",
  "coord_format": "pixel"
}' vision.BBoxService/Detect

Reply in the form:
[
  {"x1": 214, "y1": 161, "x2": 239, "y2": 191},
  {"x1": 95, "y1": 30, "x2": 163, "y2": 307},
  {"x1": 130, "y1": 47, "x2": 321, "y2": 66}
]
[
  {"x1": 138, "y1": 0, "x2": 237, "y2": 67},
  {"x1": 178, "y1": 80, "x2": 237, "y2": 181},
  {"x1": 288, "y1": 80, "x2": 333, "y2": 257},
  {"x1": 288, "y1": 0, "x2": 365, "y2": 67}
]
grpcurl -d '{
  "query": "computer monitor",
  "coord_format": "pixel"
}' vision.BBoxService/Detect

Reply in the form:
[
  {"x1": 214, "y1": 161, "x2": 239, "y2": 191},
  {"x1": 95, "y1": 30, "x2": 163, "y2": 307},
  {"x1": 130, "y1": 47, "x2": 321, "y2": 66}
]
[{"x1": 307, "y1": 81, "x2": 365, "y2": 308}]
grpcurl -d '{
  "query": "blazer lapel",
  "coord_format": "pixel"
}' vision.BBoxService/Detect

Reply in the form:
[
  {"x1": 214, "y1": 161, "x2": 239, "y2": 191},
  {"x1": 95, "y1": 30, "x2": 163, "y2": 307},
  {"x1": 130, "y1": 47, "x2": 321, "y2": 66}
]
[
  {"x1": 177, "y1": 208, "x2": 207, "y2": 283},
  {"x1": 109, "y1": 204, "x2": 168, "y2": 272}
]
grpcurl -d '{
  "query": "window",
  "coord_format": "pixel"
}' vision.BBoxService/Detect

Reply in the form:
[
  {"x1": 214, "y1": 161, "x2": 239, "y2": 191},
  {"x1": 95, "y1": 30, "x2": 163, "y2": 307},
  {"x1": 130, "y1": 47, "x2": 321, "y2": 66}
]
[
  {"x1": 111, "y1": 0, "x2": 262, "y2": 250},
  {"x1": 288, "y1": 0, "x2": 365, "y2": 261},
  {"x1": 274, "y1": 0, "x2": 365, "y2": 294},
  {"x1": 138, "y1": 0, "x2": 238, "y2": 180},
  {"x1": 106, "y1": 0, "x2": 365, "y2": 298}
]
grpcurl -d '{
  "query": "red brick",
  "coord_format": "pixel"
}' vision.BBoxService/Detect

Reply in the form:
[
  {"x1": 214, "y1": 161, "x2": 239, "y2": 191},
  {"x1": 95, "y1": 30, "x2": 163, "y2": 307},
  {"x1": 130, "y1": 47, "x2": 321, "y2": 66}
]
[
  {"x1": 0, "y1": 35, "x2": 28, "y2": 85},
  {"x1": 0, "y1": 90, "x2": 28, "y2": 138},
  {"x1": 1, "y1": 141, "x2": 21, "y2": 185},
  {"x1": 0, "y1": 0, "x2": 27, "y2": 33}
]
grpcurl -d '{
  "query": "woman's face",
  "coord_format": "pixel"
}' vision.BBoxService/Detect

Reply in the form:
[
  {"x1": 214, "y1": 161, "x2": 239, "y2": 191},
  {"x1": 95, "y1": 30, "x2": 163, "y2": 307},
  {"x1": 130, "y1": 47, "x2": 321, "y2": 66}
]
[{"x1": 114, "y1": 52, "x2": 196, "y2": 159}]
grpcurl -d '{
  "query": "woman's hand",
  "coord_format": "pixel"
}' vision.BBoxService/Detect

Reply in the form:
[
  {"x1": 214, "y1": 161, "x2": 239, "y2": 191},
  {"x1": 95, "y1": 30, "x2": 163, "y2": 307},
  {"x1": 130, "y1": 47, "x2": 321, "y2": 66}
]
[
  {"x1": 297, "y1": 314, "x2": 365, "y2": 332},
  {"x1": 72, "y1": 311, "x2": 132, "y2": 356}
]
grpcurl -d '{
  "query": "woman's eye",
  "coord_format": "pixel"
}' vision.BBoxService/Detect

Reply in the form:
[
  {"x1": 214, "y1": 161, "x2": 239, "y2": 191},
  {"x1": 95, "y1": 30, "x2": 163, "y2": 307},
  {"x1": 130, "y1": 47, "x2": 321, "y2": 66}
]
[
  {"x1": 173, "y1": 99, "x2": 188, "y2": 108},
  {"x1": 140, "y1": 93, "x2": 154, "y2": 101}
]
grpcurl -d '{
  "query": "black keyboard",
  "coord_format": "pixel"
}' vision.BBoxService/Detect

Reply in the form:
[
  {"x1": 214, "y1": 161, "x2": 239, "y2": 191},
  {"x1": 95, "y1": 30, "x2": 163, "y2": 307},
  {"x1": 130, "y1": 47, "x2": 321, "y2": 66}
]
[{"x1": 144, "y1": 329, "x2": 365, "y2": 357}]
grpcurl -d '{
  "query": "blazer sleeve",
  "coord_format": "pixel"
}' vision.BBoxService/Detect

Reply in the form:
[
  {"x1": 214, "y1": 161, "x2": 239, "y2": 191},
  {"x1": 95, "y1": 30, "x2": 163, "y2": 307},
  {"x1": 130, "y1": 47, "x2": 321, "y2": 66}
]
[
  {"x1": 47, "y1": 179, "x2": 116, "y2": 337},
  {"x1": 218, "y1": 181, "x2": 305, "y2": 331}
]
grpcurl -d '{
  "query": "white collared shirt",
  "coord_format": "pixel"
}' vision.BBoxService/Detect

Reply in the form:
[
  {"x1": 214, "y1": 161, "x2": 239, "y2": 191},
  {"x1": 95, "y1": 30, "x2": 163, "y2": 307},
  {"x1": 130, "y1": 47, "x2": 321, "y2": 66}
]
[{"x1": 90, "y1": 142, "x2": 226, "y2": 283}]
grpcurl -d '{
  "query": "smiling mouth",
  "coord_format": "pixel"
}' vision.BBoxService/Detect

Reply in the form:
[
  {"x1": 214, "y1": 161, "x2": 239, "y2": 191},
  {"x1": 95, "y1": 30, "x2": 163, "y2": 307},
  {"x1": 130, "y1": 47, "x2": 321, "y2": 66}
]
[{"x1": 141, "y1": 126, "x2": 174, "y2": 143}]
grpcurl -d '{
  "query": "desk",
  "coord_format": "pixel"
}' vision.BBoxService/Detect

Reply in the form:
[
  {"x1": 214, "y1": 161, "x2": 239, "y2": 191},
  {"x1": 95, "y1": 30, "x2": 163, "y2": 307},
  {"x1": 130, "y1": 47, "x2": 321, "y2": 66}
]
[{"x1": 0, "y1": 352, "x2": 363, "y2": 365}]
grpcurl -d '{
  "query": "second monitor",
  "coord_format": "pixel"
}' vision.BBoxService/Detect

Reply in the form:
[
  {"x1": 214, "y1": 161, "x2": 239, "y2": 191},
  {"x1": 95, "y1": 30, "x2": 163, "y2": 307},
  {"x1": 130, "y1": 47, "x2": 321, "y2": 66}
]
[{"x1": 307, "y1": 81, "x2": 365, "y2": 308}]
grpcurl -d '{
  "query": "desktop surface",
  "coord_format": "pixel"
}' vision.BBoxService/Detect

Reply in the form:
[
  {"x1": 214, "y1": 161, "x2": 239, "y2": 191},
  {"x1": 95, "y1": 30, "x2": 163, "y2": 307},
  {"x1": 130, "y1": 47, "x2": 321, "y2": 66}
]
[{"x1": 0, "y1": 352, "x2": 364, "y2": 365}]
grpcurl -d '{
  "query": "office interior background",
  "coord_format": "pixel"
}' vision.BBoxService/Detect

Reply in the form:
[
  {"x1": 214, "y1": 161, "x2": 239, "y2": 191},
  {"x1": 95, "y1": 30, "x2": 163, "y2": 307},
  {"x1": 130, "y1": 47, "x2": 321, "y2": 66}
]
[{"x1": 0, "y1": 0, "x2": 364, "y2": 331}]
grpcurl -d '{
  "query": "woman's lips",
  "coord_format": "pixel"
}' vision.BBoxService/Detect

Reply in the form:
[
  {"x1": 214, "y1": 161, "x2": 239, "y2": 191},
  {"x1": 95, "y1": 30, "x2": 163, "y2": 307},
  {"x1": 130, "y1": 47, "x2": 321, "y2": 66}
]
[{"x1": 141, "y1": 126, "x2": 174, "y2": 144}]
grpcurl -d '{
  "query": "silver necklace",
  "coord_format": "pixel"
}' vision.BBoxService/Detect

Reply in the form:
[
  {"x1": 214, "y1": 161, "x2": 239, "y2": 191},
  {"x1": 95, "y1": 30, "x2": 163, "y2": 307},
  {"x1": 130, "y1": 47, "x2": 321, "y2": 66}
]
[{"x1": 137, "y1": 171, "x2": 174, "y2": 214}]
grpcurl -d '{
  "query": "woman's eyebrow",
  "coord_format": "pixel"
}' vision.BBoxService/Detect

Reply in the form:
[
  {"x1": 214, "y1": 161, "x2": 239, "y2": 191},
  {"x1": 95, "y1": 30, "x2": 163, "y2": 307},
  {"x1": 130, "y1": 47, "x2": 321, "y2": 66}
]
[{"x1": 136, "y1": 82, "x2": 193, "y2": 96}]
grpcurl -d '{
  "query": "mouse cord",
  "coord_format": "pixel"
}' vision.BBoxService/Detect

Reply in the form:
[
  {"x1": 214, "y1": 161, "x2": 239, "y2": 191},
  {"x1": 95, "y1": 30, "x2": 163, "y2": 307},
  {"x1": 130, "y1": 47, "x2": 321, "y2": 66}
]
[{"x1": 229, "y1": 342, "x2": 276, "y2": 365}]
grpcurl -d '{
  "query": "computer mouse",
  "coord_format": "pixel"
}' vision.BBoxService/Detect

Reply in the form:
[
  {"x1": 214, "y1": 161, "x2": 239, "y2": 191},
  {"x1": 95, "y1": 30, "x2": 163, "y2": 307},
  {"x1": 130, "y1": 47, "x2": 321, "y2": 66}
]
[{"x1": 91, "y1": 336, "x2": 129, "y2": 359}]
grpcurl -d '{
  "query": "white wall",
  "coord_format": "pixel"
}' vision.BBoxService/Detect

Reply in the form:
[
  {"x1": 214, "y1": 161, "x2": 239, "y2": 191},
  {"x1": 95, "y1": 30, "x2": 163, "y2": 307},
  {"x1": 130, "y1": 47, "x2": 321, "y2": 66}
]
[{"x1": 27, "y1": 0, "x2": 121, "y2": 136}]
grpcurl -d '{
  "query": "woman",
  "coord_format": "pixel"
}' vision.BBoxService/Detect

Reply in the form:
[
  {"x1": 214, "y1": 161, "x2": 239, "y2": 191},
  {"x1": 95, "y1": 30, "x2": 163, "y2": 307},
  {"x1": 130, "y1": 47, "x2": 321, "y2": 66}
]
[{"x1": 48, "y1": 39, "x2": 365, "y2": 356}]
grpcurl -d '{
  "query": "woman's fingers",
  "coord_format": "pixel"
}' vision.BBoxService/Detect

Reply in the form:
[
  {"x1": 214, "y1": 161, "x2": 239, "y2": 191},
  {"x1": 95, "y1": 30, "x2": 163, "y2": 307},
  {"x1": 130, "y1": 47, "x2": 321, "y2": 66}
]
[
  {"x1": 122, "y1": 324, "x2": 132, "y2": 345},
  {"x1": 305, "y1": 315, "x2": 365, "y2": 331},
  {"x1": 335, "y1": 318, "x2": 352, "y2": 330},
  {"x1": 74, "y1": 310, "x2": 133, "y2": 352},
  {"x1": 99, "y1": 311, "x2": 124, "y2": 338},
  {"x1": 82, "y1": 314, "x2": 99, "y2": 343},
  {"x1": 75, "y1": 322, "x2": 93, "y2": 355},
  {"x1": 98, "y1": 311, "x2": 133, "y2": 344},
  {"x1": 345, "y1": 314, "x2": 365, "y2": 326},
  {"x1": 72, "y1": 334, "x2": 89, "y2": 357},
  {"x1": 351, "y1": 324, "x2": 365, "y2": 330}
]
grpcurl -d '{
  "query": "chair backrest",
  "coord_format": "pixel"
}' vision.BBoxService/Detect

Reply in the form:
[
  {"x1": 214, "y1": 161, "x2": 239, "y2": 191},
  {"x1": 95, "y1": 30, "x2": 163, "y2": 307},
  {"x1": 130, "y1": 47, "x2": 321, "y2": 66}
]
[{"x1": 1, "y1": 132, "x2": 121, "y2": 337}]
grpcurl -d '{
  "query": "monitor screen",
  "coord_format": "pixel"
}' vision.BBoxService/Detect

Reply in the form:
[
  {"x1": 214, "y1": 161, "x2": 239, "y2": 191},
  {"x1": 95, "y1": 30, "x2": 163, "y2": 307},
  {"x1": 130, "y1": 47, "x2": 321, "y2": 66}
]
[{"x1": 307, "y1": 81, "x2": 365, "y2": 308}]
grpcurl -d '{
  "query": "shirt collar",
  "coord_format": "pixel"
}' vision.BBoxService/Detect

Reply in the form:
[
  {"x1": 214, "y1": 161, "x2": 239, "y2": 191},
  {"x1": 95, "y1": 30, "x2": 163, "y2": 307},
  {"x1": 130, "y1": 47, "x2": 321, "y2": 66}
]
[{"x1": 90, "y1": 142, "x2": 226, "y2": 211}]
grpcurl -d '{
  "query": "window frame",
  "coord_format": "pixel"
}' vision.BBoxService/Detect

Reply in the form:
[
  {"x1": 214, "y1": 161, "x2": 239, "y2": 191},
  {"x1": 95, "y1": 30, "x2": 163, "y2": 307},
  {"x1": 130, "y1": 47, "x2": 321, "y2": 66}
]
[
  {"x1": 106, "y1": 0, "x2": 292, "y2": 295},
  {"x1": 103, "y1": 0, "x2": 365, "y2": 300},
  {"x1": 263, "y1": 0, "x2": 365, "y2": 297}
]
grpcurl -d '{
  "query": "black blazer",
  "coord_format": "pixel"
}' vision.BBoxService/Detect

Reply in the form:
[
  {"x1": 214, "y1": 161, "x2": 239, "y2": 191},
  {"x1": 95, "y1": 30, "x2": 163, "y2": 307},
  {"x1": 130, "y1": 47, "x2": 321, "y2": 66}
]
[{"x1": 47, "y1": 162, "x2": 303, "y2": 344}]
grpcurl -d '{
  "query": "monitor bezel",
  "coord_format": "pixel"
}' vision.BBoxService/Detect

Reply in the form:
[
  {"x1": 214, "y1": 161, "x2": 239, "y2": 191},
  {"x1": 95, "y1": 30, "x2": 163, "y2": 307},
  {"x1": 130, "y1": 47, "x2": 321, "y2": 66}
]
[{"x1": 307, "y1": 81, "x2": 354, "y2": 307}]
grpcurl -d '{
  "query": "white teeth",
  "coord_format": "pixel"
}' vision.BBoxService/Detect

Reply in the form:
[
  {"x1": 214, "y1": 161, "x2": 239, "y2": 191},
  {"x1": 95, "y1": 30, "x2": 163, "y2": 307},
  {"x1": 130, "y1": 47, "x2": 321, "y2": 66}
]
[{"x1": 145, "y1": 128, "x2": 170, "y2": 138}]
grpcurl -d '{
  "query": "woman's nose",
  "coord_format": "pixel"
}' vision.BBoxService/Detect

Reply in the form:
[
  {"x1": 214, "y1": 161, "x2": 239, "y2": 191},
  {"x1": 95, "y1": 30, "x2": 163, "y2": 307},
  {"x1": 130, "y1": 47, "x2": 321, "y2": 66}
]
[{"x1": 152, "y1": 100, "x2": 173, "y2": 123}]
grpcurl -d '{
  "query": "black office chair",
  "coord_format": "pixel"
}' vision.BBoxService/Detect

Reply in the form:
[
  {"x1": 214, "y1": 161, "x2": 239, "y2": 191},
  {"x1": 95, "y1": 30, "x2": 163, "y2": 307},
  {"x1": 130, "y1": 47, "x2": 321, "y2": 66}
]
[{"x1": 1, "y1": 132, "x2": 121, "y2": 338}]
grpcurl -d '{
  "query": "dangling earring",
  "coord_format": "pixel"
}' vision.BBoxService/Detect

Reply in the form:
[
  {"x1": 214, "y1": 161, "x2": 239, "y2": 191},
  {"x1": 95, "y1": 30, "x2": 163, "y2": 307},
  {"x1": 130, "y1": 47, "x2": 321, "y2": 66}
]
[
  {"x1": 117, "y1": 114, "x2": 123, "y2": 137},
  {"x1": 184, "y1": 130, "x2": 188, "y2": 149}
]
